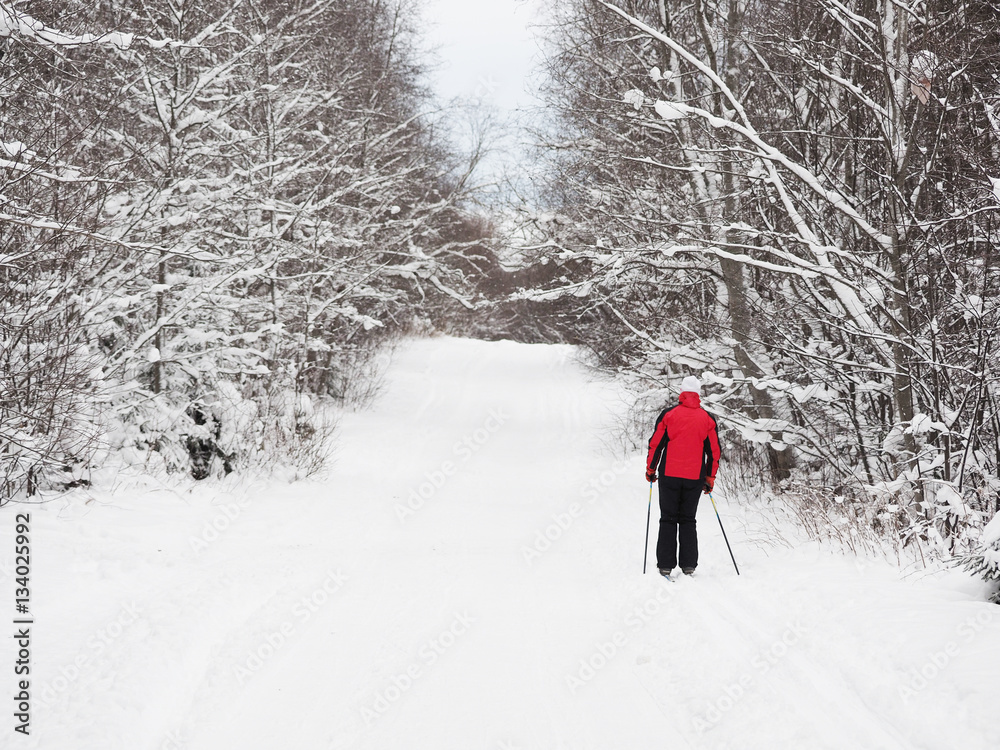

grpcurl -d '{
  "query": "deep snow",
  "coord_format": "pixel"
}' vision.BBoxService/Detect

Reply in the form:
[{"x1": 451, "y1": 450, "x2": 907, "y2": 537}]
[{"x1": 1, "y1": 337, "x2": 998, "y2": 750}]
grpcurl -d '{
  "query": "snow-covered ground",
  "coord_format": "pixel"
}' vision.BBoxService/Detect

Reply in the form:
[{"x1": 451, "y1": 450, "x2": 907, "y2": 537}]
[{"x1": 1, "y1": 337, "x2": 998, "y2": 750}]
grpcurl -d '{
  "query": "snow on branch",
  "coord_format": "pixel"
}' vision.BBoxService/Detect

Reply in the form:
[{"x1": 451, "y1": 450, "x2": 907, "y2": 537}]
[
  {"x1": 603, "y1": 2, "x2": 895, "y2": 255},
  {"x1": 0, "y1": 2, "x2": 174, "y2": 50},
  {"x1": 429, "y1": 275, "x2": 476, "y2": 309},
  {"x1": 641, "y1": 90, "x2": 894, "y2": 345},
  {"x1": 0, "y1": 140, "x2": 85, "y2": 181},
  {"x1": 0, "y1": 210, "x2": 219, "y2": 263}
]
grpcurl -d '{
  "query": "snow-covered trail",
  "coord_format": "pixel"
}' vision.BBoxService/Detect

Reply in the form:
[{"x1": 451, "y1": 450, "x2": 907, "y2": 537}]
[{"x1": 1, "y1": 337, "x2": 998, "y2": 750}]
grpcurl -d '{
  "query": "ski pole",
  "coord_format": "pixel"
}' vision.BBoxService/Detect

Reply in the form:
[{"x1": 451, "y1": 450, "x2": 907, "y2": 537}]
[
  {"x1": 708, "y1": 492, "x2": 740, "y2": 576},
  {"x1": 643, "y1": 482, "x2": 653, "y2": 574}
]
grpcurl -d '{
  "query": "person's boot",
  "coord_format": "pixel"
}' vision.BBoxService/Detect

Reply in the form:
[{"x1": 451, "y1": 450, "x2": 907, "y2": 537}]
[{"x1": 682, "y1": 567, "x2": 696, "y2": 576}]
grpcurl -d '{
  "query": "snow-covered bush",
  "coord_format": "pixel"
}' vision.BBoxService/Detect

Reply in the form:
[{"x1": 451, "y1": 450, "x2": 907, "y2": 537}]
[
  {"x1": 0, "y1": 334, "x2": 101, "y2": 498},
  {"x1": 212, "y1": 379, "x2": 335, "y2": 481},
  {"x1": 963, "y1": 513, "x2": 1000, "y2": 603},
  {"x1": 95, "y1": 375, "x2": 336, "y2": 484}
]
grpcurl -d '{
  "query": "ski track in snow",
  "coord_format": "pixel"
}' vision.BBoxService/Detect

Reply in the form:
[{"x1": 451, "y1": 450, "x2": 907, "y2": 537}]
[{"x1": 1, "y1": 336, "x2": 998, "y2": 750}]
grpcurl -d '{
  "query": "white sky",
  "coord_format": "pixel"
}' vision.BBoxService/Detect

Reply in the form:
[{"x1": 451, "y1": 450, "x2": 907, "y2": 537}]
[
  {"x1": 420, "y1": 0, "x2": 545, "y2": 185},
  {"x1": 421, "y1": 0, "x2": 543, "y2": 114}
]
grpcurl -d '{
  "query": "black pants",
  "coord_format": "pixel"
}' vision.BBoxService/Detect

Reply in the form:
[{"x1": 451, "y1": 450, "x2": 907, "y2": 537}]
[{"x1": 656, "y1": 476, "x2": 702, "y2": 570}]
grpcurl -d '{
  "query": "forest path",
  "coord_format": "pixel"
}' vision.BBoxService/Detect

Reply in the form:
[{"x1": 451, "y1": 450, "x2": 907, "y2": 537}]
[{"x1": 4, "y1": 337, "x2": 998, "y2": 750}]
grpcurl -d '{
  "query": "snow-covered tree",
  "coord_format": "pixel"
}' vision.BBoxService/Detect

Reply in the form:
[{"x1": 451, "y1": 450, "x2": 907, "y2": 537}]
[{"x1": 0, "y1": 1, "x2": 170, "y2": 496}]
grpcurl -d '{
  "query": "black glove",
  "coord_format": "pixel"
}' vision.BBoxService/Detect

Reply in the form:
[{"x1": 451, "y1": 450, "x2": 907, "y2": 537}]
[{"x1": 645, "y1": 470, "x2": 656, "y2": 483}]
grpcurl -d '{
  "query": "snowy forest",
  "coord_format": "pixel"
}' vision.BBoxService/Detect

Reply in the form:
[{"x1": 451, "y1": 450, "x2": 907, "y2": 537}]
[
  {"x1": 2, "y1": 0, "x2": 1000, "y2": 581},
  {"x1": 2, "y1": 3, "x2": 1000, "y2": 748}
]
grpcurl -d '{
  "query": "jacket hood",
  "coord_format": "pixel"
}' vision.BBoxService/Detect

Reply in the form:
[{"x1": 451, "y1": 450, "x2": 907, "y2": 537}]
[{"x1": 679, "y1": 391, "x2": 701, "y2": 409}]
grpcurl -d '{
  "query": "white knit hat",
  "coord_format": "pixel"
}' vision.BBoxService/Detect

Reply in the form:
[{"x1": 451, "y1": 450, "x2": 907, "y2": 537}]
[{"x1": 680, "y1": 375, "x2": 702, "y2": 395}]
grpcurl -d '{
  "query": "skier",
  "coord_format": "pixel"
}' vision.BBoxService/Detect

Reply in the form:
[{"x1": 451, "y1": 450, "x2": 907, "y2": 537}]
[{"x1": 644, "y1": 375, "x2": 720, "y2": 578}]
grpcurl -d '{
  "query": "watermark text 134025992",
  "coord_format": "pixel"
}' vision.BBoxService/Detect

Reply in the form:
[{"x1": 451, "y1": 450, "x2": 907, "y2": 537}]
[{"x1": 13, "y1": 513, "x2": 32, "y2": 736}]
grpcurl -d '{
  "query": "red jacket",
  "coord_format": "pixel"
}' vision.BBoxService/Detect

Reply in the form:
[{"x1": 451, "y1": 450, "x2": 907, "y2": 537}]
[{"x1": 646, "y1": 392, "x2": 720, "y2": 481}]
